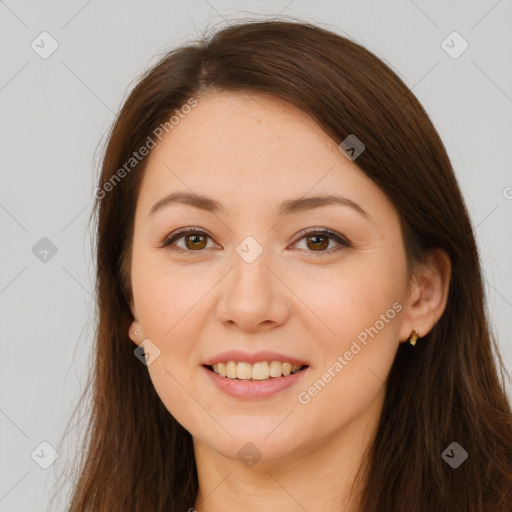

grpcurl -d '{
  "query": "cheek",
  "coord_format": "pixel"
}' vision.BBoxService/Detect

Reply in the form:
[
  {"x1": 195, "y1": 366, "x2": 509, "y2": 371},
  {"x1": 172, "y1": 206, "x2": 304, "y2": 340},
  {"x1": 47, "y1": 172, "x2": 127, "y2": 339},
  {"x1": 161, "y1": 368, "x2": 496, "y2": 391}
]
[
  {"x1": 292, "y1": 277, "x2": 401, "y2": 437},
  {"x1": 130, "y1": 256, "x2": 212, "y2": 423},
  {"x1": 291, "y1": 258, "x2": 403, "y2": 403},
  {"x1": 145, "y1": 359, "x2": 215, "y2": 443},
  {"x1": 135, "y1": 273, "x2": 201, "y2": 378},
  {"x1": 131, "y1": 251, "x2": 210, "y2": 340},
  {"x1": 291, "y1": 258, "x2": 403, "y2": 347}
]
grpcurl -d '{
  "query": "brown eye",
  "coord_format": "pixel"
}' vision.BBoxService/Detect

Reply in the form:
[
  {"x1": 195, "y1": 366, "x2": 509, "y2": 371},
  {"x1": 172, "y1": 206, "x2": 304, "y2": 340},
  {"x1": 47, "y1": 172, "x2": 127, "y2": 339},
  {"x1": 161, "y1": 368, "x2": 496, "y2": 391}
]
[
  {"x1": 159, "y1": 227, "x2": 350, "y2": 256},
  {"x1": 160, "y1": 228, "x2": 214, "y2": 253},
  {"x1": 183, "y1": 233, "x2": 207, "y2": 250},
  {"x1": 293, "y1": 229, "x2": 350, "y2": 256},
  {"x1": 305, "y1": 234, "x2": 330, "y2": 251}
]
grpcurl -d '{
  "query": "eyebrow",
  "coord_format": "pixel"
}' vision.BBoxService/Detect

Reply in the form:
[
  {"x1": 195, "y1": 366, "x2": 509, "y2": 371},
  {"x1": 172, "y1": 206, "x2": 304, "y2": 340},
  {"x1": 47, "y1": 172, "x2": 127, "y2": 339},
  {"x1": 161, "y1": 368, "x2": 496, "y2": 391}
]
[{"x1": 149, "y1": 191, "x2": 370, "y2": 220}]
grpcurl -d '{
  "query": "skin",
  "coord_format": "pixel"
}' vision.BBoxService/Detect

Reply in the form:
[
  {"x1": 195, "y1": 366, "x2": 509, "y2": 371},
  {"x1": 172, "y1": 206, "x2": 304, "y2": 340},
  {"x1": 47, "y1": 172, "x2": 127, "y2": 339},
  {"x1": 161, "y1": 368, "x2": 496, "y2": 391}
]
[{"x1": 128, "y1": 90, "x2": 451, "y2": 512}]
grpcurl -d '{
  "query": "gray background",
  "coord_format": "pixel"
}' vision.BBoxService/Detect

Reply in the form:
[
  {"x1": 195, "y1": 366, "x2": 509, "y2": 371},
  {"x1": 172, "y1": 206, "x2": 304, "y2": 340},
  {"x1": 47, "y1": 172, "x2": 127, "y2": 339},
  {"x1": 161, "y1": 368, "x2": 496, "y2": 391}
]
[{"x1": 1, "y1": 1, "x2": 511, "y2": 510}]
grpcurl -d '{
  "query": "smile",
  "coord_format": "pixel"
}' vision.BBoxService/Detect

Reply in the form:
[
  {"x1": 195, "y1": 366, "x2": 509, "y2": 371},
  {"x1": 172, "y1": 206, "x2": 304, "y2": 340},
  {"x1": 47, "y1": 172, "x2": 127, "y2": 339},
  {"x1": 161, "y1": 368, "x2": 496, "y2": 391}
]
[{"x1": 205, "y1": 361, "x2": 307, "y2": 380}]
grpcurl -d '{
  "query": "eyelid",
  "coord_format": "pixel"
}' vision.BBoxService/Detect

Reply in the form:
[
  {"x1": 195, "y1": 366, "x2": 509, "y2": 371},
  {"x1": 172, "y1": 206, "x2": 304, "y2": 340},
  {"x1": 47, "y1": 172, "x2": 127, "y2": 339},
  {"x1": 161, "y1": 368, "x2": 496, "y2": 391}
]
[
  {"x1": 290, "y1": 228, "x2": 351, "y2": 255},
  {"x1": 158, "y1": 226, "x2": 217, "y2": 250},
  {"x1": 291, "y1": 227, "x2": 350, "y2": 246},
  {"x1": 158, "y1": 226, "x2": 351, "y2": 254}
]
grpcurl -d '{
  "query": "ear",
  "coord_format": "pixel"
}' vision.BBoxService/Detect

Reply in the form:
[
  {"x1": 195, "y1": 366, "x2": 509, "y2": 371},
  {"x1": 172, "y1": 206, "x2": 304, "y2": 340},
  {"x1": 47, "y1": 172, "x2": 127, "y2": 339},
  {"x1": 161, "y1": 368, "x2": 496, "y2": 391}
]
[
  {"x1": 398, "y1": 248, "x2": 452, "y2": 342},
  {"x1": 128, "y1": 296, "x2": 143, "y2": 346}
]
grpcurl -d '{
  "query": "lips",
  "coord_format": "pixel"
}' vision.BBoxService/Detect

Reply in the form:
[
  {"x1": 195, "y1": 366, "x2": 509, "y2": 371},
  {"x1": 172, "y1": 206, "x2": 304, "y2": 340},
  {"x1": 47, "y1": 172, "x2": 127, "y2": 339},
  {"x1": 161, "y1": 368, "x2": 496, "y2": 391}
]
[
  {"x1": 202, "y1": 363, "x2": 310, "y2": 399},
  {"x1": 202, "y1": 350, "x2": 310, "y2": 367},
  {"x1": 201, "y1": 350, "x2": 310, "y2": 398}
]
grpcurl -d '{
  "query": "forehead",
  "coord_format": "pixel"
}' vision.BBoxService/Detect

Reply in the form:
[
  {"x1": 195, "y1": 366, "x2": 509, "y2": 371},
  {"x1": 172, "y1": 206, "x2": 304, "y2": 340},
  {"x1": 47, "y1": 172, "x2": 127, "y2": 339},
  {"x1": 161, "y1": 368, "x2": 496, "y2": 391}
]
[
  {"x1": 136, "y1": 91, "x2": 392, "y2": 223},
  {"x1": 153, "y1": 90, "x2": 339, "y2": 168}
]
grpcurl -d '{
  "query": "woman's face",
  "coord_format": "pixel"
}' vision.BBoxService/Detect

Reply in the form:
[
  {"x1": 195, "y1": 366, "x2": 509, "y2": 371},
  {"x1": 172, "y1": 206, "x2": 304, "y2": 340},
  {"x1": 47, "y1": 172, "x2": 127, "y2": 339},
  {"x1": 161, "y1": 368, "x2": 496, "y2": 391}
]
[{"x1": 128, "y1": 90, "x2": 415, "y2": 464}]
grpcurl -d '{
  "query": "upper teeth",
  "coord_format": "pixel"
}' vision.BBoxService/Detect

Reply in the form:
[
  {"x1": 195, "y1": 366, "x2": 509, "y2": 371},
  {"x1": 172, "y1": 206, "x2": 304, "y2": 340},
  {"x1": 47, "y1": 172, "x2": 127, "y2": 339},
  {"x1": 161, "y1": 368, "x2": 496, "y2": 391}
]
[{"x1": 212, "y1": 361, "x2": 304, "y2": 380}]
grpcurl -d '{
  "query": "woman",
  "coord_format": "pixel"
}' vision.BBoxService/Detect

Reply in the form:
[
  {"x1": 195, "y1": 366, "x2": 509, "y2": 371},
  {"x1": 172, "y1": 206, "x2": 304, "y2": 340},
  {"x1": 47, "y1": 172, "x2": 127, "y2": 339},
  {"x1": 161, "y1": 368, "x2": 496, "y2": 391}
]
[{"x1": 61, "y1": 19, "x2": 512, "y2": 511}]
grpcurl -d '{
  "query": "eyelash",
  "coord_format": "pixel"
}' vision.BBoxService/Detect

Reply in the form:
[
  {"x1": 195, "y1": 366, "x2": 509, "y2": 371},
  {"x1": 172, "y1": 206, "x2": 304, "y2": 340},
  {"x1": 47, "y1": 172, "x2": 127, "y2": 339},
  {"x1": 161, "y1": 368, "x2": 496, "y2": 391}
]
[{"x1": 157, "y1": 227, "x2": 351, "y2": 257}]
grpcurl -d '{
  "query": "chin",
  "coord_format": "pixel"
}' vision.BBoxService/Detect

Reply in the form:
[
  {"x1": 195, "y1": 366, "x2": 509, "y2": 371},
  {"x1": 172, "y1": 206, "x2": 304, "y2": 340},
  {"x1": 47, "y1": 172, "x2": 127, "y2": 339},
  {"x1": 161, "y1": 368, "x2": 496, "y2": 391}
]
[{"x1": 205, "y1": 433, "x2": 301, "y2": 467}]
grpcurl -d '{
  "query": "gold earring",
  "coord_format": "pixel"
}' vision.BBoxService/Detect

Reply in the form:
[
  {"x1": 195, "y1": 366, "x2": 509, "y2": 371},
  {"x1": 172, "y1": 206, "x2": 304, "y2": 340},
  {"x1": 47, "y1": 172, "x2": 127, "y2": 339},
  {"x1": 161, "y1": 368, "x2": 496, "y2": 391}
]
[{"x1": 408, "y1": 329, "x2": 419, "y2": 346}]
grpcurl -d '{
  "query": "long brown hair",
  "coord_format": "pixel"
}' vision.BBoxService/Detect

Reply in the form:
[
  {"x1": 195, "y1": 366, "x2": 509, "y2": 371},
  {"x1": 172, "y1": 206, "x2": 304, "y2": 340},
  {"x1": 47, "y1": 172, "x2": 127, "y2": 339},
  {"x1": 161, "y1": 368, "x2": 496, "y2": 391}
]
[{"x1": 54, "y1": 18, "x2": 512, "y2": 511}]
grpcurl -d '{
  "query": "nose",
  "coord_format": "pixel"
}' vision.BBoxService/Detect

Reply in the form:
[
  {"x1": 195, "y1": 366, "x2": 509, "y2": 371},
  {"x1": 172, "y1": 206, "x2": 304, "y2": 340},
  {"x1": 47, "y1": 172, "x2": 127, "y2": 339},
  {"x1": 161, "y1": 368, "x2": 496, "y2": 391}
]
[{"x1": 216, "y1": 249, "x2": 291, "y2": 333}]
